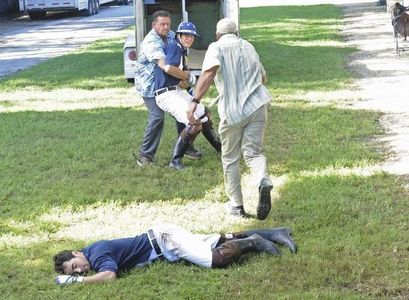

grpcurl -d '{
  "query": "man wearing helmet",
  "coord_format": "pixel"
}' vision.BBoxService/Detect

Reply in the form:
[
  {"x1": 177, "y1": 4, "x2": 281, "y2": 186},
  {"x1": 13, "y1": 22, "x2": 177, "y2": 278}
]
[
  {"x1": 134, "y1": 11, "x2": 202, "y2": 167},
  {"x1": 154, "y1": 21, "x2": 221, "y2": 170}
]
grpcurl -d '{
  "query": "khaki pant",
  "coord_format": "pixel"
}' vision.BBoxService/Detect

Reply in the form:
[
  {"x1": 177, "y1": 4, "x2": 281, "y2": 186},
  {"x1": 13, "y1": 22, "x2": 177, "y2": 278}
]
[{"x1": 219, "y1": 104, "x2": 273, "y2": 207}]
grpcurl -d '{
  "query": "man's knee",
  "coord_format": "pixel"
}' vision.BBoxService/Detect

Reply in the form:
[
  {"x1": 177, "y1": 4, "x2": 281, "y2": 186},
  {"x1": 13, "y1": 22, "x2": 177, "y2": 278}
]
[{"x1": 211, "y1": 242, "x2": 242, "y2": 268}]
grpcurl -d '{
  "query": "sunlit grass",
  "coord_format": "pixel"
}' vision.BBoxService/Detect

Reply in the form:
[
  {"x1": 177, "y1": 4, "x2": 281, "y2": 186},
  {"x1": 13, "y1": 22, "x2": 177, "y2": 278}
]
[{"x1": 1, "y1": 4, "x2": 408, "y2": 300}]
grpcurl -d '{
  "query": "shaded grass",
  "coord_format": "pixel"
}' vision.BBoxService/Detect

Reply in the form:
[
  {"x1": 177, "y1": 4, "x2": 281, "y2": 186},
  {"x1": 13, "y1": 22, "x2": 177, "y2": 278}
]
[
  {"x1": 1, "y1": 3, "x2": 408, "y2": 300},
  {"x1": 241, "y1": 5, "x2": 355, "y2": 95},
  {"x1": 0, "y1": 105, "x2": 381, "y2": 220},
  {"x1": 1, "y1": 174, "x2": 408, "y2": 299},
  {"x1": 0, "y1": 107, "x2": 223, "y2": 219},
  {"x1": 0, "y1": 38, "x2": 129, "y2": 91}
]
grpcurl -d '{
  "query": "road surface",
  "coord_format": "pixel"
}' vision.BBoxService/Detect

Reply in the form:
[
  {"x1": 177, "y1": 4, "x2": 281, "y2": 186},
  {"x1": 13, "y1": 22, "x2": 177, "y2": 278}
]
[{"x1": 0, "y1": 4, "x2": 134, "y2": 78}]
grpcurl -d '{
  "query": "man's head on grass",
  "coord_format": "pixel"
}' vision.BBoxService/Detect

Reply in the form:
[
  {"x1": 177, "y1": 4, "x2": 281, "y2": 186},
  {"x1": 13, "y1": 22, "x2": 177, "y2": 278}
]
[{"x1": 54, "y1": 250, "x2": 91, "y2": 275}]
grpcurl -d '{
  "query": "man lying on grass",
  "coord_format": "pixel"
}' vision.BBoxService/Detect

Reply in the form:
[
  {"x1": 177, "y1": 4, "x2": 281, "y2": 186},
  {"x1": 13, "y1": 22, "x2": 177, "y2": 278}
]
[{"x1": 54, "y1": 224, "x2": 297, "y2": 284}]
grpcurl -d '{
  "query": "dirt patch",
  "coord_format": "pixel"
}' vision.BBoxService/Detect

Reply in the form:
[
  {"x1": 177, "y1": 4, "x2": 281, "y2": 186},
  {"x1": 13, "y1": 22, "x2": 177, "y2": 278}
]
[{"x1": 340, "y1": 2, "x2": 409, "y2": 179}]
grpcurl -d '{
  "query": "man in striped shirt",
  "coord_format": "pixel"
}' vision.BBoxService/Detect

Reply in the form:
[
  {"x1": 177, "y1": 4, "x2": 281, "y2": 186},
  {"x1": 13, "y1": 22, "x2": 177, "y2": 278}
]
[{"x1": 187, "y1": 18, "x2": 273, "y2": 220}]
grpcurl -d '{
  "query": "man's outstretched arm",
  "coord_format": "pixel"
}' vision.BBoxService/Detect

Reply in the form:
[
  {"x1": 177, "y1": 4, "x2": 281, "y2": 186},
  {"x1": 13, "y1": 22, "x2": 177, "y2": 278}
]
[
  {"x1": 187, "y1": 66, "x2": 218, "y2": 124},
  {"x1": 56, "y1": 271, "x2": 117, "y2": 285}
]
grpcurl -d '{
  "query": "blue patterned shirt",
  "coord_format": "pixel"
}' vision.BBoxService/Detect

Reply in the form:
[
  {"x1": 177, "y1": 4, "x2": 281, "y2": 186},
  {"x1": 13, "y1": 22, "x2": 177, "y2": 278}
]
[{"x1": 134, "y1": 29, "x2": 175, "y2": 98}]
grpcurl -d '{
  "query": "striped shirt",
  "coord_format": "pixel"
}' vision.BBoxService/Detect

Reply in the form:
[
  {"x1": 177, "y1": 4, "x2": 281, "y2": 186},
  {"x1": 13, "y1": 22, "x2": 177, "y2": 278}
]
[
  {"x1": 202, "y1": 34, "x2": 272, "y2": 124},
  {"x1": 134, "y1": 29, "x2": 175, "y2": 98}
]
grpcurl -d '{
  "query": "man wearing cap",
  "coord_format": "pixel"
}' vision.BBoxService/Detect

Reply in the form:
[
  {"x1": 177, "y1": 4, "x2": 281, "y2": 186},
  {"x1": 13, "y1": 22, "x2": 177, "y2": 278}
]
[
  {"x1": 134, "y1": 10, "x2": 202, "y2": 167},
  {"x1": 53, "y1": 224, "x2": 297, "y2": 284},
  {"x1": 154, "y1": 21, "x2": 221, "y2": 170},
  {"x1": 187, "y1": 18, "x2": 274, "y2": 220}
]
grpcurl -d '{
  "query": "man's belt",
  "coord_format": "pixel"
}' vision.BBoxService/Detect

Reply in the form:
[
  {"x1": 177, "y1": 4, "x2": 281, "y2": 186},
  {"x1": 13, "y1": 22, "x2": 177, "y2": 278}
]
[
  {"x1": 154, "y1": 85, "x2": 178, "y2": 96},
  {"x1": 147, "y1": 229, "x2": 163, "y2": 257}
]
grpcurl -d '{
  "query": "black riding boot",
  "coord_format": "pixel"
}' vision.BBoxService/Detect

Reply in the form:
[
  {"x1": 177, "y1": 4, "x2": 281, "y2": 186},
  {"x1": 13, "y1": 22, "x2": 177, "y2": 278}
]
[
  {"x1": 176, "y1": 121, "x2": 202, "y2": 160},
  {"x1": 211, "y1": 234, "x2": 280, "y2": 268},
  {"x1": 169, "y1": 136, "x2": 190, "y2": 170},
  {"x1": 235, "y1": 228, "x2": 297, "y2": 253},
  {"x1": 201, "y1": 121, "x2": 221, "y2": 152}
]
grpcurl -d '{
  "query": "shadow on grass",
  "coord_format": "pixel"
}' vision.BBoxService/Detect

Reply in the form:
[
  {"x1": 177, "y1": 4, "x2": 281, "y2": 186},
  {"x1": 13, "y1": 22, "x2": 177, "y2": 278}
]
[
  {"x1": 0, "y1": 107, "x2": 223, "y2": 219},
  {"x1": 2, "y1": 173, "x2": 408, "y2": 299},
  {"x1": 237, "y1": 173, "x2": 409, "y2": 299},
  {"x1": 0, "y1": 38, "x2": 130, "y2": 91},
  {"x1": 266, "y1": 104, "x2": 383, "y2": 175},
  {"x1": 0, "y1": 104, "x2": 383, "y2": 220},
  {"x1": 0, "y1": 5, "x2": 352, "y2": 94}
]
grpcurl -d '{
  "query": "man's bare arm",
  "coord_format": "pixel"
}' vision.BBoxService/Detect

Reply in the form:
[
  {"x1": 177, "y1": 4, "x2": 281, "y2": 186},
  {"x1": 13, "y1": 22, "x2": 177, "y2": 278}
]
[
  {"x1": 157, "y1": 58, "x2": 189, "y2": 80},
  {"x1": 56, "y1": 271, "x2": 117, "y2": 285},
  {"x1": 82, "y1": 271, "x2": 117, "y2": 284},
  {"x1": 194, "y1": 66, "x2": 218, "y2": 100},
  {"x1": 186, "y1": 66, "x2": 218, "y2": 124}
]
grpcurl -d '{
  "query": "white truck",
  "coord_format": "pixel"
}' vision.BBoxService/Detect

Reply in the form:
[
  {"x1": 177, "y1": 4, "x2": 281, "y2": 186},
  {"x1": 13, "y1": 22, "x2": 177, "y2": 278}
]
[
  {"x1": 123, "y1": 0, "x2": 239, "y2": 81},
  {"x1": 19, "y1": 0, "x2": 128, "y2": 20}
]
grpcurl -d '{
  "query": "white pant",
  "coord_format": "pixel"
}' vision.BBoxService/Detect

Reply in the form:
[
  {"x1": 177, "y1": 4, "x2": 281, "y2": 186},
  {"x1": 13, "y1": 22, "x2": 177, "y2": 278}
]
[
  {"x1": 150, "y1": 224, "x2": 220, "y2": 268},
  {"x1": 155, "y1": 89, "x2": 208, "y2": 125},
  {"x1": 219, "y1": 104, "x2": 273, "y2": 207}
]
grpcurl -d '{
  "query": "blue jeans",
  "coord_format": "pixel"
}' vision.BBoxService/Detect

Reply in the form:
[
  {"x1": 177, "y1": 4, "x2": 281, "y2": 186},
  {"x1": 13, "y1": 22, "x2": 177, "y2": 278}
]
[{"x1": 140, "y1": 96, "x2": 164, "y2": 159}]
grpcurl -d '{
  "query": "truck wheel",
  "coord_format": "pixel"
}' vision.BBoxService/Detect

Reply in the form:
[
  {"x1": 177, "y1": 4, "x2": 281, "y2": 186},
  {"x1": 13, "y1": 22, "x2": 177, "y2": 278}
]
[
  {"x1": 83, "y1": 0, "x2": 95, "y2": 16},
  {"x1": 94, "y1": 0, "x2": 100, "y2": 14},
  {"x1": 28, "y1": 11, "x2": 46, "y2": 20}
]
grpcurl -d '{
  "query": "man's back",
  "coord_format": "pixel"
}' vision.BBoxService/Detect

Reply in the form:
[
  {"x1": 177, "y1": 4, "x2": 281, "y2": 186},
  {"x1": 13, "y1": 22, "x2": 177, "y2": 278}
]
[
  {"x1": 82, "y1": 234, "x2": 153, "y2": 273},
  {"x1": 204, "y1": 34, "x2": 271, "y2": 124}
]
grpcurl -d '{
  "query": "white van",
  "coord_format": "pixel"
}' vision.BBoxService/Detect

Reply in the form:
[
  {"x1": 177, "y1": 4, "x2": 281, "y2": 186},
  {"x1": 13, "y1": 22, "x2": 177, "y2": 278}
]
[
  {"x1": 19, "y1": 0, "x2": 126, "y2": 20},
  {"x1": 123, "y1": 0, "x2": 239, "y2": 81}
]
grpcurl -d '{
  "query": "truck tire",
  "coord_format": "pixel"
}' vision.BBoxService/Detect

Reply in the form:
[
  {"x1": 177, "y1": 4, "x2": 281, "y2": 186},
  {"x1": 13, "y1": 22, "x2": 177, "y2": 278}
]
[
  {"x1": 94, "y1": 0, "x2": 100, "y2": 14},
  {"x1": 28, "y1": 11, "x2": 46, "y2": 20},
  {"x1": 83, "y1": 0, "x2": 95, "y2": 16}
]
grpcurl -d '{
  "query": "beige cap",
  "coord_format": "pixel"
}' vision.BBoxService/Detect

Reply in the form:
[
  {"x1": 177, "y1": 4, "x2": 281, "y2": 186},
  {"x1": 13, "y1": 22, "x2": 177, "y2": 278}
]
[{"x1": 216, "y1": 18, "x2": 237, "y2": 34}]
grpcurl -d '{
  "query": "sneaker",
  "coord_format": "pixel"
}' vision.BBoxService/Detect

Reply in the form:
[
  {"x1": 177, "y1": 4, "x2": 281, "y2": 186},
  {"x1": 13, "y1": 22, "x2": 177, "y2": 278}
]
[
  {"x1": 257, "y1": 185, "x2": 272, "y2": 220},
  {"x1": 136, "y1": 155, "x2": 153, "y2": 167},
  {"x1": 224, "y1": 202, "x2": 246, "y2": 217},
  {"x1": 185, "y1": 144, "x2": 203, "y2": 160}
]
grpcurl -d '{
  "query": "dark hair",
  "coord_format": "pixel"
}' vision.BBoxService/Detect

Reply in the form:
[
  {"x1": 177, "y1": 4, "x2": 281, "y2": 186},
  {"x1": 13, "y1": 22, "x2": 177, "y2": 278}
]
[
  {"x1": 152, "y1": 10, "x2": 171, "y2": 23},
  {"x1": 53, "y1": 250, "x2": 75, "y2": 273}
]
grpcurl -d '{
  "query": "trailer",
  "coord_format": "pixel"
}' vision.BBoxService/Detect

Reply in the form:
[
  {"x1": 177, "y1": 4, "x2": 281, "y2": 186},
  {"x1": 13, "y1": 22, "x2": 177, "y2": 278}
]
[
  {"x1": 123, "y1": 0, "x2": 239, "y2": 81},
  {"x1": 18, "y1": 0, "x2": 127, "y2": 20}
]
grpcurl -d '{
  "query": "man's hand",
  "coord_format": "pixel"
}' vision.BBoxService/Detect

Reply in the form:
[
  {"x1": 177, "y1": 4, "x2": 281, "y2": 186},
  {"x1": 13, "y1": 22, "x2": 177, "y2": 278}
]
[
  {"x1": 55, "y1": 275, "x2": 84, "y2": 285},
  {"x1": 178, "y1": 80, "x2": 190, "y2": 89},
  {"x1": 187, "y1": 101, "x2": 198, "y2": 125}
]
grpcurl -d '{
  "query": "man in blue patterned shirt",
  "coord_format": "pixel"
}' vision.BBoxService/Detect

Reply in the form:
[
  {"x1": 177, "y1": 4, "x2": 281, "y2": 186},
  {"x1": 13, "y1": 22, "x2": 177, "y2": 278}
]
[{"x1": 134, "y1": 10, "x2": 201, "y2": 166}]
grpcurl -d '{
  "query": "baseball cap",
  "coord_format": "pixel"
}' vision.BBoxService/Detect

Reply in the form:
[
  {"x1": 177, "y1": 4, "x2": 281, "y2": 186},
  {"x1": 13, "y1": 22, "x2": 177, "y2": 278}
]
[{"x1": 216, "y1": 18, "x2": 237, "y2": 34}]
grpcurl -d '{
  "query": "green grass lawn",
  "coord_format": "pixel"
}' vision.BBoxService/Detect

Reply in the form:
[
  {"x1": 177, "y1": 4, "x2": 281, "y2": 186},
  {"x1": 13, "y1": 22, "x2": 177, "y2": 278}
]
[{"x1": 1, "y1": 4, "x2": 408, "y2": 300}]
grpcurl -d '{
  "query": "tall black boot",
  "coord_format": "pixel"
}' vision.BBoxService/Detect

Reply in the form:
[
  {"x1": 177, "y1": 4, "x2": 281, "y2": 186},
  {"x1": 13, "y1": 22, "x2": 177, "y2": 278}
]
[
  {"x1": 169, "y1": 136, "x2": 190, "y2": 170},
  {"x1": 201, "y1": 121, "x2": 221, "y2": 152},
  {"x1": 235, "y1": 228, "x2": 297, "y2": 253},
  {"x1": 176, "y1": 121, "x2": 202, "y2": 160},
  {"x1": 211, "y1": 234, "x2": 280, "y2": 268}
]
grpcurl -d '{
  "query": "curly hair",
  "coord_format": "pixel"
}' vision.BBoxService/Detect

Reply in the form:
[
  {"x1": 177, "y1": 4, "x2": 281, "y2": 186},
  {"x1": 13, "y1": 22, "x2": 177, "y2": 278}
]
[{"x1": 53, "y1": 250, "x2": 75, "y2": 274}]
